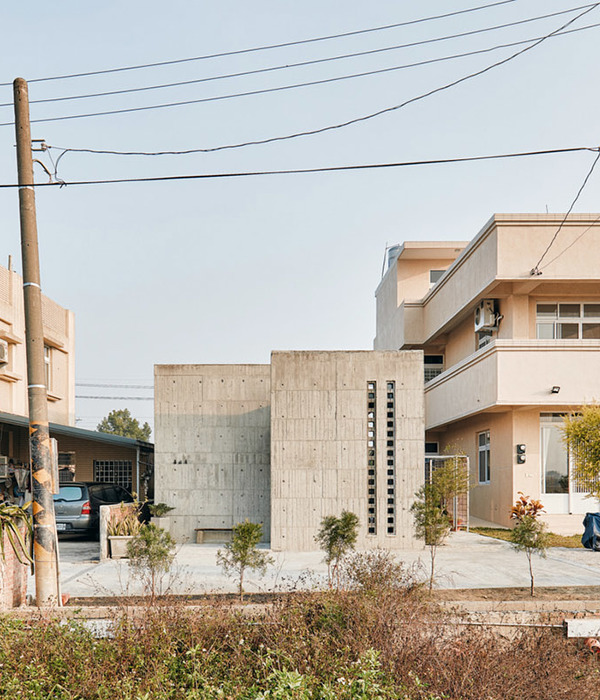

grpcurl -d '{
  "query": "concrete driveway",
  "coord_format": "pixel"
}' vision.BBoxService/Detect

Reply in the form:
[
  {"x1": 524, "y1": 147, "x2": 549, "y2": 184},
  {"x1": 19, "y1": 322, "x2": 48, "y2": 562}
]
[{"x1": 28, "y1": 531, "x2": 600, "y2": 599}]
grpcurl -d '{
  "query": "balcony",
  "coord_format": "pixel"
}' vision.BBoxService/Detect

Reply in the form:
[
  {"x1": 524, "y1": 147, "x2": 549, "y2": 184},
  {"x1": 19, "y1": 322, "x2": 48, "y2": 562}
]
[{"x1": 424, "y1": 339, "x2": 600, "y2": 429}]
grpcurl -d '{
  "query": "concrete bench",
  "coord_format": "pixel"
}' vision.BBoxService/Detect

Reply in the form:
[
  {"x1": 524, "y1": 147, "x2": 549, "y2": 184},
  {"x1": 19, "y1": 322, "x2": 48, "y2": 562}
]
[{"x1": 194, "y1": 528, "x2": 232, "y2": 544}]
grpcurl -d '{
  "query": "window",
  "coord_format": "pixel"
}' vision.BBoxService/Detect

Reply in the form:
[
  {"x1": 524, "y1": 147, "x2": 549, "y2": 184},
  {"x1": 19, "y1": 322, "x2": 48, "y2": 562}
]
[
  {"x1": 478, "y1": 431, "x2": 490, "y2": 483},
  {"x1": 44, "y1": 345, "x2": 52, "y2": 390},
  {"x1": 366, "y1": 382, "x2": 377, "y2": 535},
  {"x1": 385, "y1": 380, "x2": 396, "y2": 535},
  {"x1": 429, "y1": 269, "x2": 445, "y2": 286},
  {"x1": 425, "y1": 442, "x2": 439, "y2": 455},
  {"x1": 536, "y1": 303, "x2": 600, "y2": 340},
  {"x1": 424, "y1": 355, "x2": 444, "y2": 382},
  {"x1": 93, "y1": 460, "x2": 132, "y2": 491},
  {"x1": 477, "y1": 330, "x2": 493, "y2": 349}
]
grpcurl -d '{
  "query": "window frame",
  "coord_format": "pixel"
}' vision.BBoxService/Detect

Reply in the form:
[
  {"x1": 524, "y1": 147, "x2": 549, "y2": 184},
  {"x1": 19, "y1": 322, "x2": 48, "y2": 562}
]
[
  {"x1": 536, "y1": 302, "x2": 600, "y2": 340},
  {"x1": 478, "y1": 430, "x2": 491, "y2": 484}
]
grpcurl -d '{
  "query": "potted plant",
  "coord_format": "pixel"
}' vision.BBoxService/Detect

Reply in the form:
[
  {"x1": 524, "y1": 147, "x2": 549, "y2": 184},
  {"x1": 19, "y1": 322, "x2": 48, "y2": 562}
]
[{"x1": 107, "y1": 503, "x2": 142, "y2": 559}]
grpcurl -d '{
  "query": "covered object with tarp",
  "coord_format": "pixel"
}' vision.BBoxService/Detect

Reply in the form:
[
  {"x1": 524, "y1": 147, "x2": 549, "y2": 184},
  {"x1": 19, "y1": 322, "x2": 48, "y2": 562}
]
[{"x1": 582, "y1": 513, "x2": 600, "y2": 550}]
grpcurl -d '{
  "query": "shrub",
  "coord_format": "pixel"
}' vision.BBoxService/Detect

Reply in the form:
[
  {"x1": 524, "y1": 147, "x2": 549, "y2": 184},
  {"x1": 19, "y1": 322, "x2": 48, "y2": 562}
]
[
  {"x1": 217, "y1": 520, "x2": 273, "y2": 601},
  {"x1": 315, "y1": 510, "x2": 359, "y2": 589},
  {"x1": 509, "y1": 493, "x2": 549, "y2": 596},
  {"x1": 342, "y1": 548, "x2": 422, "y2": 596},
  {"x1": 127, "y1": 523, "x2": 176, "y2": 602},
  {"x1": 411, "y1": 484, "x2": 451, "y2": 591}
]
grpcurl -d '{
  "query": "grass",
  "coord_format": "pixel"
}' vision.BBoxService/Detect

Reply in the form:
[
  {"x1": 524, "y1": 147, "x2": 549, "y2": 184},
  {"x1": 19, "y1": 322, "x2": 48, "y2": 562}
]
[
  {"x1": 472, "y1": 526, "x2": 583, "y2": 548},
  {"x1": 0, "y1": 585, "x2": 598, "y2": 699}
]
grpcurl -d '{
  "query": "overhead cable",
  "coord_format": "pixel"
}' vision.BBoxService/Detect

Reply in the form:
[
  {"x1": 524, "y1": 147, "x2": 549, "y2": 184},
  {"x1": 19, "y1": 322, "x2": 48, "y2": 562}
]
[
  {"x1": 0, "y1": 0, "x2": 518, "y2": 87},
  {"x1": 7, "y1": 4, "x2": 595, "y2": 151},
  {"x1": 530, "y1": 150, "x2": 600, "y2": 274},
  {"x1": 0, "y1": 4, "x2": 589, "y2": 109},
  {"x1": 76, "y1": 395, "x2": 153, "y2": 400},
  {"x1": 76, "y1": 383, "x2": 153, "y2": 389},
  {"x1": 0, "y1": 147, "x2": 594, "y2": 189},
  {"x1": 541, "y1": 213, "x2": 600, "y2": 268},
  {"x1": 34, "y1": 20, "x2": 600, "y2": 156}
]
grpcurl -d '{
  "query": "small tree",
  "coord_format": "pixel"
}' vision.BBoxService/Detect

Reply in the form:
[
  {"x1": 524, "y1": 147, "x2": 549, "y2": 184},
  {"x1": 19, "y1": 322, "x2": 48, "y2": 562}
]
[
  {"x1": 217, "y1": 520, "x2": 273, "y2": 601},
  {"x1": 127, "y1": 523, "x2": 176, "y2": 603},
  {"x1": 314, "y1": 510, "x2": 359, "y2": 589},
  {"x1": 97, "y1": 408, "x2": 152, "y2": 441},
  {"x1": 509, "y1": 493, "x2": 549, "y2": 597},
  {"x1": 562, "y1": 406, "x2": 600, "y2": 500},
  {"x1": 432, "y1": 451, "x2": 470, "y2": 529},
  {"x1": 411, "y1": 484, "x2": 451, "y2": 591}
]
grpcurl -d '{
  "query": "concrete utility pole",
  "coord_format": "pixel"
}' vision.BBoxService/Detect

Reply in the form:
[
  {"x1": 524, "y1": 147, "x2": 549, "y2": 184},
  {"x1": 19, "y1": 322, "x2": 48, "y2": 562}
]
[{"x1": 13, "y1": 77, "x2": 59, "y2": 606}]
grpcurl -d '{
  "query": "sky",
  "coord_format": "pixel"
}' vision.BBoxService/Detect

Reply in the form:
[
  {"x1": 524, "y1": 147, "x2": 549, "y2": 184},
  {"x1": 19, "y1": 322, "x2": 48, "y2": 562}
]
[{"x1": 1, "y1": 1, "x2": 600, "y2": 433}]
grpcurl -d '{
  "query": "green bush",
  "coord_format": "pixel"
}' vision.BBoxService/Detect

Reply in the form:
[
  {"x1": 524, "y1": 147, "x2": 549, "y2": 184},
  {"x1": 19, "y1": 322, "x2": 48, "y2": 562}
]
[{"x1": 127, "y1": 523, "x2": 176, "y2": 601}]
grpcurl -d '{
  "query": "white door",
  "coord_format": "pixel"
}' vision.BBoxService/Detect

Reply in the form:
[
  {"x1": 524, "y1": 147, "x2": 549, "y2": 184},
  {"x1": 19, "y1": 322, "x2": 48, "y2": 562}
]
[{"x1": 541, "y1": 417, "x2": 599, "y2": 514}]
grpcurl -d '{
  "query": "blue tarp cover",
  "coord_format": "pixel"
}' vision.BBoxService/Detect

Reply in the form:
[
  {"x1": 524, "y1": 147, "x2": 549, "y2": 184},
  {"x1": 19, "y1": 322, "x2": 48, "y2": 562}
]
[{"x1": 582, "y1": 513, "x2": 600, "y2": 550}]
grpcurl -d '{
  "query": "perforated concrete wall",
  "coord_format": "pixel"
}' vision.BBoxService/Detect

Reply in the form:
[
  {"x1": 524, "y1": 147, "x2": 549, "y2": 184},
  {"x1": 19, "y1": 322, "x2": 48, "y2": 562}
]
[
  {"x1": 270, "y1": 351, "x2": 423, "y2": 551},
  {"x1": 154, "y1": 365, "x2": 271, "y2": 542}
]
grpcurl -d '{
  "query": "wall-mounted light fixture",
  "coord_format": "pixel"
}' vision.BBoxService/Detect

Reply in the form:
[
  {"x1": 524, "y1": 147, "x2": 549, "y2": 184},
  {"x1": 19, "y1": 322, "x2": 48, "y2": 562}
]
[
  {"x1": 516, "y1": 444, "x2": 526, "y2": 464},
  {"x1": 551, "y1": 386, "x2": 561, "y2": 394}
]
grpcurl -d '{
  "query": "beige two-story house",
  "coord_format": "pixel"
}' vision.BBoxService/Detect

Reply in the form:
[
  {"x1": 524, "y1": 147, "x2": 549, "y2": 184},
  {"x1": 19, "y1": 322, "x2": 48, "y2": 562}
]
[
  {"x1": 0, "y1": 260, "x2": 153, "y2": 496},
  {"x1": 375, "y1": 213, "x2": 600, "y2": 533}
]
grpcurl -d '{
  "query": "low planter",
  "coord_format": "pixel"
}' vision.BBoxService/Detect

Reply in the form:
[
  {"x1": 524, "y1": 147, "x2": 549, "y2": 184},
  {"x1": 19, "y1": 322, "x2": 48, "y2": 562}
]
[{"x1": 108, "y1": 535, "x2": 134, "y2": 559}]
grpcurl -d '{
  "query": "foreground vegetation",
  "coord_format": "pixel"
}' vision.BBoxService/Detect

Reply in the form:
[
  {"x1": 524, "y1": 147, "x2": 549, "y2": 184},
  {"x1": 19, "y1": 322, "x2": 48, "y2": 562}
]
[{"x1": 1, "y1": 561, "x2": 598, "y2": 699}]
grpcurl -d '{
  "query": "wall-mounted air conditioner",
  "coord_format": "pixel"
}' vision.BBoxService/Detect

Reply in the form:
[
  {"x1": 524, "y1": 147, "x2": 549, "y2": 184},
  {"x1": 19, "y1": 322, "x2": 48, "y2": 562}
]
[
  {"x1": 474, "y1": 299, "x2": 497, "y2": 331},
  {"x1": 0, "y1": 339, "x2": 8, "y2": 364},
  {"x1": 0, "y1": 456, "x2": 8, "y2": 479}
]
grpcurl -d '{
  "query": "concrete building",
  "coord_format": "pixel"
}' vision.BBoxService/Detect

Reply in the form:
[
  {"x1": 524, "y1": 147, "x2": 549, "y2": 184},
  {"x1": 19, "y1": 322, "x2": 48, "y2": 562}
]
[
  {"x1": 0, "y1": 260, "x2": 153, "y2": 496},
  {"x1": 154, "y1": 351, "x2": 423, "y2": 550},
  {"x1": 154, "y1": 364, "x2": 271, "y2": 542},
  {"x1": 375, "y1": 213, "x2": 600, "y2": 533}
]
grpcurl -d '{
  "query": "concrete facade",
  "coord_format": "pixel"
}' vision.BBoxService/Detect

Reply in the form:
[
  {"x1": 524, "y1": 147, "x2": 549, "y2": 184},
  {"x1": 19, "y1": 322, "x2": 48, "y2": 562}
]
[
  {"x1": 154, "y1": 364, "x2": 271, "y2": 543},
  {"x1": 374, "y1": 214, "x2": 600, "y2": 532},
  {"x1": 154, "y1": 351, "x2": 423, "y2": 550},
  {"x1": 270, "y1": 351, "x2": 422, "y2": 550}
]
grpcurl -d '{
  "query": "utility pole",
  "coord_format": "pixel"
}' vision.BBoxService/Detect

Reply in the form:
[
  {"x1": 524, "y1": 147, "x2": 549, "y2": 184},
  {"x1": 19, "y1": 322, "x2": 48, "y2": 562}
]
[{"x1": 13, "y1": 77, "x2": 59, "y2": 606}]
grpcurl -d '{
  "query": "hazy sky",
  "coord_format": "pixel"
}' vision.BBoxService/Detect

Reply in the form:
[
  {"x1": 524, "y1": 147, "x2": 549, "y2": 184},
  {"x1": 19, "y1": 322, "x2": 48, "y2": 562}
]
[{"x1": 1, "y1": 1, "x2": 599, "y2": 432}]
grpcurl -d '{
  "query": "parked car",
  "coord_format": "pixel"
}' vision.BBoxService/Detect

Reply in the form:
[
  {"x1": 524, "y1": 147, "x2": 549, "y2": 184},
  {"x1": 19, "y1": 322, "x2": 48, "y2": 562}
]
[{"x1": 53, "y1": 482, "x2": 133, "y2": 536}]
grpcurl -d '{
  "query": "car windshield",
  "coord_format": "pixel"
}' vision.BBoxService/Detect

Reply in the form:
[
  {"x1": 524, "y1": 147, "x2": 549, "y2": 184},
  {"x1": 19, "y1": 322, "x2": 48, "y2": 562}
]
[{"x1": 54, "y1": 486, "x2": 84, "y2": 502}]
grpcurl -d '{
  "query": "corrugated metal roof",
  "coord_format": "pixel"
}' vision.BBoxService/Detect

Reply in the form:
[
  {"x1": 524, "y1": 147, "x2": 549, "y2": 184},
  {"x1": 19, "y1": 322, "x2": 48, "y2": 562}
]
[{"x1": 0, "y1": 411, "x2": 153, "y2": 449}]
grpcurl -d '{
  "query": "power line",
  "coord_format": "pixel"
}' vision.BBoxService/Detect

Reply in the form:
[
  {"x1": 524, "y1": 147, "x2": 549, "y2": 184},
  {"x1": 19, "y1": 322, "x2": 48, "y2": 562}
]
[
  {"x1": 0, "y1": 147, "x2": 594, "y2": 189},
  {"x1": 0, "y1": 4, "x2": 588, "y2": 109},
  {"x1": 531, "y1": 150, "x2": 600, "y2": 275},
  {"x1": 0, "y1": 1, "x2": 518, "y2": 88},
  {"x1": 34, "y1": 20, "x2": 600, "y2": 157},
  {"x1": 76, "y1": 395, "x2": 154, "y2": 400},
  {"x1": 541, "y1": 214, "x2": 600, "y2": 269},
  {"x1": 76, "y1": 383, "x2": 153, "y2": 389},
  {"x1": 4, "y1": 5, "x2": 595, "y2": 149}
]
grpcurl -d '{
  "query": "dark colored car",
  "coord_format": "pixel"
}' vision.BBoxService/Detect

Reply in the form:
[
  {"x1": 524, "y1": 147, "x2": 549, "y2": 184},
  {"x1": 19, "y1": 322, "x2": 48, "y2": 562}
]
[{"x1": 53, "y1": 481, "x2": 133, "y2": 535}]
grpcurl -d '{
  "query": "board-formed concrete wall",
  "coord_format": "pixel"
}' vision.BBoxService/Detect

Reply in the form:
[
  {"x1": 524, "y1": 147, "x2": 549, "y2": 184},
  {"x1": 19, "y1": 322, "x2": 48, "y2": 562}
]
[
  {"x1": 270, "y1": 351, "x2": 423, "y2": 551},
  {"x1": 154, "y1": 364, "x2": 271, "y2": 542}
]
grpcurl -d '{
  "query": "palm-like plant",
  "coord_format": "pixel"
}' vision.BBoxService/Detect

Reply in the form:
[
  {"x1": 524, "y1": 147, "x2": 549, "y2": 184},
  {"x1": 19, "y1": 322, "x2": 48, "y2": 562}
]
[{"x1": 0, "y1": 502, "x2": 33, "y2": 566}]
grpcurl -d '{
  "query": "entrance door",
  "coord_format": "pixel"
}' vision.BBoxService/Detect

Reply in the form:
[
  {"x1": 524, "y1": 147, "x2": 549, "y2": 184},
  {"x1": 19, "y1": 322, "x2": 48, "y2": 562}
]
[{"x1": 541, "y1": 415, "x2": 600, "y2": 514}]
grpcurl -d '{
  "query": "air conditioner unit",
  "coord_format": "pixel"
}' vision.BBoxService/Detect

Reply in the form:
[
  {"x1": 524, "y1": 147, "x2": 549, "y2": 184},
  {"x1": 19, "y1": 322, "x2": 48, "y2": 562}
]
[
  {"x1": 0, "y1": 456, "x2": 8, "y2": 479},
  {"x1": 0, "y1": 339, "x2": 8, "y2": 365},
  {"x1": 474, "y1": 299, "x2": 497, "y2": 331}
]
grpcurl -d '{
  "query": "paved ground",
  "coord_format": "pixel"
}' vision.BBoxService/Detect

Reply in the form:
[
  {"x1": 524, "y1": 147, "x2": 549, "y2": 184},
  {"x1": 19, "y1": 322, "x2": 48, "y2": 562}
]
[{"x1": 31, "y1": 531, "x2": 600, "y2": 600}]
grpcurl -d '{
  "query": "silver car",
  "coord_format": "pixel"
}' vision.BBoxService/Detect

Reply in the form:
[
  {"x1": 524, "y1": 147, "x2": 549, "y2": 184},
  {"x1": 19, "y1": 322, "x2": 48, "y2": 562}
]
[{"x1": 53, "y1": 482, "x2": 133, "y2": 536}]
